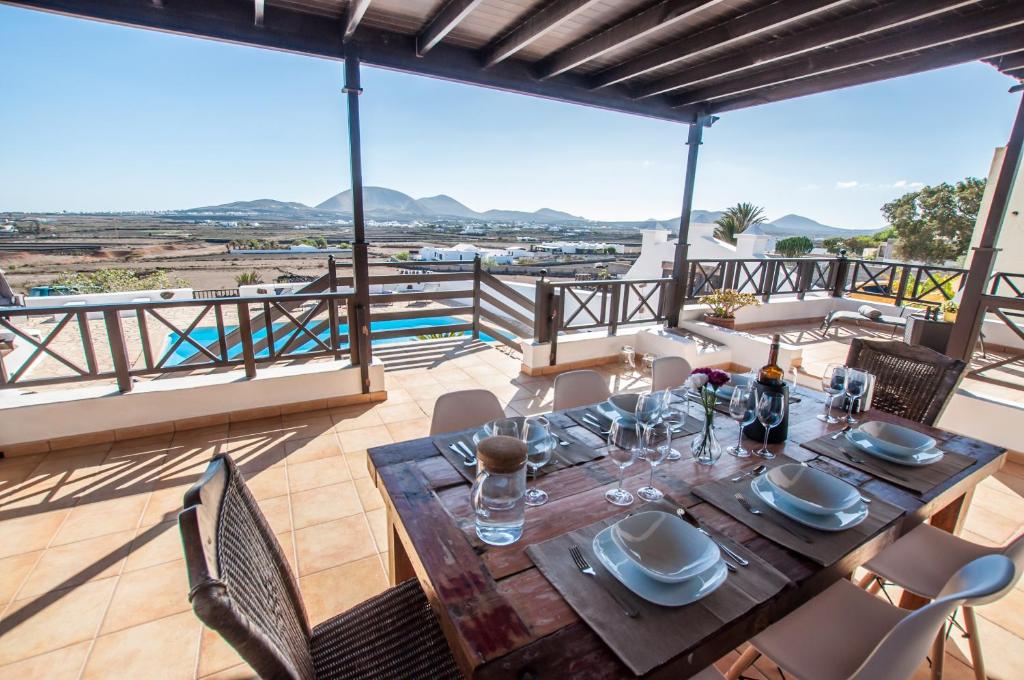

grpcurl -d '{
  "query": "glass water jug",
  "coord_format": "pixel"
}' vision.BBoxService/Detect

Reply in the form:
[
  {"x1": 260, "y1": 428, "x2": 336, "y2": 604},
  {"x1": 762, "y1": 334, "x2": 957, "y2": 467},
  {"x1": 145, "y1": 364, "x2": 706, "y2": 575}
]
[{"x1": 471, "y1": 435, "x2": 527, "y2": 546}]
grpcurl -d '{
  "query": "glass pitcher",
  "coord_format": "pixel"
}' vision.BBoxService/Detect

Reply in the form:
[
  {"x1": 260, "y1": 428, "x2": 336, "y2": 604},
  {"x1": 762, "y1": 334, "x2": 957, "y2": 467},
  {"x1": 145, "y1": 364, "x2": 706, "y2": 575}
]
[{"x1": 471, "y1": 435, "x2": 527, "y2": 546}]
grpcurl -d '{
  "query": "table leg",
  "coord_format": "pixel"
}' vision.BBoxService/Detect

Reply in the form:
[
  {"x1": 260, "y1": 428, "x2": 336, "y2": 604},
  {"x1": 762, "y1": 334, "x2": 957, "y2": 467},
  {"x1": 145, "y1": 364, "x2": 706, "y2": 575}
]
[
  {"x1": 900, "y1": 488, "x2": 975, "y2": 610},
  {"x1": 388, "y1": 507, "x2": 415, "y2": 585},
  {"x1": 931, "y1": 625, "x2": 946, "y2": 680}
]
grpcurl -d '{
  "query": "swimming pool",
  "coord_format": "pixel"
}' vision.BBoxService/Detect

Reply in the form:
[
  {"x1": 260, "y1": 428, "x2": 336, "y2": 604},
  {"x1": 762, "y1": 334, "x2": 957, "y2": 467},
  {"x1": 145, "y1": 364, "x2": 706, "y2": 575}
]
[{"x1": 162, "y1": 316, "x2": 495, "y2": 367}]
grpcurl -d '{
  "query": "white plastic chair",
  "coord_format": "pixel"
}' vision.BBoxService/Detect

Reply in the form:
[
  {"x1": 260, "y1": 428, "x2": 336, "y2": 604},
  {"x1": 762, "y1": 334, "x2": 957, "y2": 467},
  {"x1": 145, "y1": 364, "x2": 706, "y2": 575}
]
[
  {"x1": 651, "y1": 356, "x2": 692, "y2": 392},
  {"x1": 725, "y1": 555, "x2": 1015, "y2": 680},
  {"x1": 430, "y1": 389, "x2": 505, "y2": 436},
  {"x1": 856, "y1": 526, "x2": 1024, "y2": 680},
  {"x1": 552, "y1": 369, "x2": 611, "y2": 412}
]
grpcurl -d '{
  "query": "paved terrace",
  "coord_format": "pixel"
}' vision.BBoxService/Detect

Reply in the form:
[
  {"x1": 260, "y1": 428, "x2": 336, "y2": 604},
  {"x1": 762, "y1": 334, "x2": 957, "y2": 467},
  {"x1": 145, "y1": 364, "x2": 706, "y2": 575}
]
[{"x1": 0, "y1": 338, "x2": 1021, "y2": 680}]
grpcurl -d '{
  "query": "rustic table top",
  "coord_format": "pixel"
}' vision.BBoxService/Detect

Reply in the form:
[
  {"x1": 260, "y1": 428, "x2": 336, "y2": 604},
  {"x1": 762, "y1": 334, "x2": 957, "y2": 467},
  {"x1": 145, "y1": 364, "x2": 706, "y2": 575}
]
[{"x1": 368, "y1": 389, "x2": 1005, "y2": 679}]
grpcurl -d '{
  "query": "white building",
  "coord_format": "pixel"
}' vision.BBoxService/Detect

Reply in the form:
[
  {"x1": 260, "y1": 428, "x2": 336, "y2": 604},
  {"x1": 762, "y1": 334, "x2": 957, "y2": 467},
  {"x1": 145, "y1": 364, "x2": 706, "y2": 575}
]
[
  {"x1": 627, "y1": 224, "x2": 775, "y2": 279},
  {"x1": 536, "y1": 240, "x2": 625, "y2": 255},
  {"x1": 416, "y1": 243, "x2": 514, "y2": 264}
]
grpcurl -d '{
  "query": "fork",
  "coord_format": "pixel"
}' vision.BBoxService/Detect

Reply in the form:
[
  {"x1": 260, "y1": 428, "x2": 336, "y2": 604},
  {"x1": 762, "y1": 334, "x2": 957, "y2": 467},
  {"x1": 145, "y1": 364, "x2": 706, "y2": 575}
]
[
  {"x1": 734, "y1": 493, "x2": 815, "y2": 543},
  {"x1": 582, "y1": 414, "x2": 611, "y2": 435},
  {"x1": 840, "y1": 450, "x2": 911, "y2": 482},
  {"x1": 569, "y1": 545, "x2": 638, "y2": 617}
]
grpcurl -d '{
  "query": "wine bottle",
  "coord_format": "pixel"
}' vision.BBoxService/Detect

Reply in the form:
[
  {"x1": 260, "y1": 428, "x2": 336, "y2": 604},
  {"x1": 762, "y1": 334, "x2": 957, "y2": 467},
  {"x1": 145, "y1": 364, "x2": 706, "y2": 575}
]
[{"x1": 743, "y1": 334, "x2": 790, "y2": 444}]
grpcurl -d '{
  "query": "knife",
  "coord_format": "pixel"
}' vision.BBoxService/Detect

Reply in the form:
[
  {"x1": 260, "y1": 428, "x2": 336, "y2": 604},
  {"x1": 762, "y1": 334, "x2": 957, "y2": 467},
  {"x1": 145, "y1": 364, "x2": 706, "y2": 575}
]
[
  {"x1": 676, "y1": 508, "x2": 749, "y2": 567},
  {"x1": 734, "y1": 492, "x2": 815, "y2": 544}
]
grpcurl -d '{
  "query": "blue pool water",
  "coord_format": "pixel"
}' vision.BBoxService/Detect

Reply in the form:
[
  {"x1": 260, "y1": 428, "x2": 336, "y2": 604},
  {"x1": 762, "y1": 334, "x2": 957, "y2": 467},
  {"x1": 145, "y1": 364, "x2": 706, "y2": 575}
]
[{"x1": 163, "y1": 316, "x2": 495, "y2": 366}]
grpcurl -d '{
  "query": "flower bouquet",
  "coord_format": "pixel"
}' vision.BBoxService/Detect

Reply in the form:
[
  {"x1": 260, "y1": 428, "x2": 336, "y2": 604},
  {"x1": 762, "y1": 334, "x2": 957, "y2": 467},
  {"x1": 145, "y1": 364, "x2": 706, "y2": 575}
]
[{"x1": 687, "y1": 367, "x2": 730, "y2": 465}]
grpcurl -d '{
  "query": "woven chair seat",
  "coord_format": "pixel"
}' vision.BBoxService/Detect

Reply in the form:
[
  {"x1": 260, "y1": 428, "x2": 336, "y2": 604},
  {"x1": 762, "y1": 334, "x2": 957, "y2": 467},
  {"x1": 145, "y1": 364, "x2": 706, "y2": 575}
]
[{"x1": 310, "y1": 578, "x2": 462, "y2": 680}]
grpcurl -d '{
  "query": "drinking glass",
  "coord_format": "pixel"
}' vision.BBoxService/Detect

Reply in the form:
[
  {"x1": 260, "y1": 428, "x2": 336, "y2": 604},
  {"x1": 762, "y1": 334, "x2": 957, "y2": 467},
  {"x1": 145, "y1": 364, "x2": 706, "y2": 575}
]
[
  {"x1": 845, "y1": 368, "x2": 868, "y2": 424},
  {"x1": 789, "y1": 366, "x2": 801, "y2": 399},
  {"x1": 522, "y1": 417, "x2": 554, "y2": 506},
  {"x1": 755, "y1": 391, "x2": 787, "y2": 459},
  {"x1": 605, "y1": 419, "x2": 636, "y2": 506},
  {"x1": 634, "y1": 390, "x2": 665, "y2": 457},
  {"x1": 621, "y1": 345, "x2": 637, "y2": 378},
  {"x1": 641, "y1": 352, "x2": 657, "y2": 378},
  {"x1": 817, "y1": 363, "x2": 847, "y2": 424},
  {"x1": 660, "y1": 396, "x2": 690, "y2": 460},
  {"x1": 637, "y1": 422, "x2": 670, "y2": 501},
  {"x1": 727, "y1": 384, "x2": 756, "y2": 458}
]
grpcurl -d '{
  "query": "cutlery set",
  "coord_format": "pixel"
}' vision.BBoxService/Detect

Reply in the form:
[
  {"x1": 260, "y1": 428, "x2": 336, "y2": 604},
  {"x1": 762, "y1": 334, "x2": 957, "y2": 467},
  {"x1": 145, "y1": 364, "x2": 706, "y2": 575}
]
[
  {"x1": 675, "y1": 508, "x2": 749, "y2": 572},
  {"x1": 447, "y1": 441, "x2": 476, "y2": 466}
]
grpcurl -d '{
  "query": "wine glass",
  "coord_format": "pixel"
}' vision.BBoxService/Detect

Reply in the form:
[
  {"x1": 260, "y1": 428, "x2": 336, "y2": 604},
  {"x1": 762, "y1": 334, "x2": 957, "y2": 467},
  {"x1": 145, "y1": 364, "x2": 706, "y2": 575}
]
[
  {"x1": 641, "y1": 352, "x2": 657, "y2": 378},
  {"x1": 621, "y1": 345, "x2": 637, "y2": 378},
  {"x1": 818, "y1": 364, "x2": 847, "y2": 424},
  {"x1": 727, "y1": 384, "x2": 756, "y2": 458},
  {"x1": 845, "y1": 368, "x2": 868, "y2": 424},
  {"x1": 755, "y1": 391, "x2": 787, "y2": 459},
  {"x1": 660, "y1": 396, "x2": 689, "y2": 461},
  {"x1": 522, "y1": 417, "x2": 554, "y2": 506},
  {"x1": 637, "y1": 422, "x2": 669, "y2": 501},
  {"x1": 605, "y1": 419, "x2": 636, "y2": 506},
  {"x1": 789, "y1": 365, "x2": 801, "y2": 399},
  {"x1": 634, "y1": 390, "x2": 665, "y2": 455}
]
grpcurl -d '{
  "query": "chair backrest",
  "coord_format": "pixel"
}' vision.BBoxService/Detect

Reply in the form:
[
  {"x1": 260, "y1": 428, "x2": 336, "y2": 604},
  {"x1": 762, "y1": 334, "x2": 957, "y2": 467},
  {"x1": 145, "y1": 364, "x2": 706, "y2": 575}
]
[
  {"x1": 996, "y1": 531, "x2": 1024, "y2": 605},
  {"x1": 179, "y1": 455, "x2": 315, "y2": 680},
  {"x1": 553, "y1": 369, "x2": 612, "y2": 411},
  {"x1": 651, "y1": 356, "x2": 692, "y2": 392},
  {"x1": 845, "y1": 338, "x2": 966, "y2": 426},
  {"x1": 430, "y1": 388, "x2": 505, "y2": 435},
  {"x1": 849, "y1": 554, "x2": 1015, "y2": 680}
]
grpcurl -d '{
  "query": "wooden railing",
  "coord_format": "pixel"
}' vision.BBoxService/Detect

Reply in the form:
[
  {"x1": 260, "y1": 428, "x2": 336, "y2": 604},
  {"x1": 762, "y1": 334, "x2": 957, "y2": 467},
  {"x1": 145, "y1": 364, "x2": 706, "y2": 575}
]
[
  {"x1": 683, "y1": 258, "x2": 837, "y2": 302},
  {"x1": 193, "y1": 288, "x2": 240, "y2": 300},
  {"x1": 989, "y1": 272, "x2": 1024, "y2": 299}
]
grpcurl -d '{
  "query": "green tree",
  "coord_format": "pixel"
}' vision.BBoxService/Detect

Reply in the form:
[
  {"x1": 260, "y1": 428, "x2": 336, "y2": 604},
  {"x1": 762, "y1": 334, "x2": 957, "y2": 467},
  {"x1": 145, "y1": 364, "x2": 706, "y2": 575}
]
[
  {"x1": 54, "y1": 269, "x2": 188, "y2": 293},
  {"x1": 822, "y1": 237, "x2": 846, "y2": 254},
  {"x1": 775, "y1": 236, "x2": 813, "y2": 257},
  {"x1": 235, "y1": 270, "x2": 264, "y2": 286},
  {"x1": 392, "y1": 251, "x2": 410, "y2": 261},
  {"x1": 843, "y1": 235, "x2": 877, "y2": 256},
  {"x1": 714, "y1": 203, "x2": 767, "y2": 245},
  {"x1": 881, "y1": 178, "x2": 985, "y2": 263}
]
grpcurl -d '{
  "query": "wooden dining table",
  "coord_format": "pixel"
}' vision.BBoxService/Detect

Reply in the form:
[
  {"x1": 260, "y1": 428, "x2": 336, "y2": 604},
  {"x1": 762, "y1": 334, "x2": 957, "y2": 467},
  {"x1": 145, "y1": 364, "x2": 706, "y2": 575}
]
[{"x1": 366, "y1": 389, "x2": 1005, "y2": 679}]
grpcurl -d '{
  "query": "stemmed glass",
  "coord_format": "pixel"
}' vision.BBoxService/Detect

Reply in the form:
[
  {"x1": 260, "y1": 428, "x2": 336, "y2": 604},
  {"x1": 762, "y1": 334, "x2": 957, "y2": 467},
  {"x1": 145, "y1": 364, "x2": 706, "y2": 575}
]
[
  {"x1": 845, "y1": 368, "x2": 868, "y2": 424},
  {"x1": 637, "y1": 422, "x2": 670, "y2": 501},
  {"x1": 660, "y1": 395, "x2": 689, "y2": 461},
  {"x1": 605, "y1": 419, "x2": 636, "y2": 506},
  {"x1": 641, "y1": 353, "x2": 657, "y2": 378},
  {"x1": 634, "y1": 390, "x2": 665, "y2": 457},
  {"x1": 755, "y1": 392, "x2": 787, "y2": 459},
  {"x1": 818, "y1": 364, "x2": 847, "y2": 424},
  {"x1": 522, "y1": 416, "x2": 554, "y2": 506},
  {"x1": 727, "y1": 384, "x2": 756, "y2": 458},
  {"x1": 622, "y1": 345, "x2": 638, "y2": 378}
]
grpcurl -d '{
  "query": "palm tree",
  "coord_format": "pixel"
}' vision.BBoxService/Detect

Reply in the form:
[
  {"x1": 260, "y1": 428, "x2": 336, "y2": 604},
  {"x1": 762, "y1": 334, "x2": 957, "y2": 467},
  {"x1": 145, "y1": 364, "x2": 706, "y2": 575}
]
[{"x1": 714, "y1": 202, "x2": 767, "y2": 245}]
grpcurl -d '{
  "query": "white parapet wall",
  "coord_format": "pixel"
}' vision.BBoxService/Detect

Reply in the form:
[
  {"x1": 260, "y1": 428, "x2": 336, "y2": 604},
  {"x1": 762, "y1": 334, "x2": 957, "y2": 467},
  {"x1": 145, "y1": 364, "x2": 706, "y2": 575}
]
[
  {"x1": 24, "y1": 288, "x2": 194, "y2": 319},
  {"x1": 0, "y1": 358, "x2": 385, "y2": 452}
]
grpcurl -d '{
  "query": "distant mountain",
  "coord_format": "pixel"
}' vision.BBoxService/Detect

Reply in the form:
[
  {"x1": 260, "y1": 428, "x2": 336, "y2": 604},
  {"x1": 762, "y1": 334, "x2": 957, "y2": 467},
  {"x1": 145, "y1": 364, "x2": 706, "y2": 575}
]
[
  {"x1": 761, "y1": 214, "x2": 880, "y2": 238},
  {"x1": 415, "y1": 194, "x2": 478, "y2": 218},
  {"x1": 185, "y1": 199, "x2": 312, "y2": 215},
  {"x1": 316, "y1": 187, "x2": 423, "y2": 215}
]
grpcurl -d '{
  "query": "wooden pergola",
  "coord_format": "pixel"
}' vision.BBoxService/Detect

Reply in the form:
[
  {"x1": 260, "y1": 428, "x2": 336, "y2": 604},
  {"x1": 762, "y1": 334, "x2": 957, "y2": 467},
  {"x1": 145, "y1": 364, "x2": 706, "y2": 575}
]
[{"x1": 5, "y1": 0, "x2": 1024, "y2": 372}]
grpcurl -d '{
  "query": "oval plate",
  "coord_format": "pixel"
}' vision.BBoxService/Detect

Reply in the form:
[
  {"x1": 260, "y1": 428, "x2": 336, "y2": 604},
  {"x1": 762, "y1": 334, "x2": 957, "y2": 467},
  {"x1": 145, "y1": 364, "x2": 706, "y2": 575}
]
[
  {"x1": 846, "y1": 430, "x2": 944, "y2": 467},
  {"x1": 751, "y1": 476, "x2": 868, "y2": 532}
]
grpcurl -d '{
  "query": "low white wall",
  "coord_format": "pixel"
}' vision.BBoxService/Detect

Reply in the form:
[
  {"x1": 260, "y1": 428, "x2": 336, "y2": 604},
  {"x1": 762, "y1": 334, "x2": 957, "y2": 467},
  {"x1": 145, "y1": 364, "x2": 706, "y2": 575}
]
[
  {"x1": 24, "y1": 288, "x2": 194, "y2": 319},
  {"x1": 938, "y1": 388, "x2": 1024, "y2": 454},
  {"x1": 0, "y1": 359, "x2": 384, "y2": 449},
  {"x1": 677, "y1": 320, "x2": 802, "y2": 372}
]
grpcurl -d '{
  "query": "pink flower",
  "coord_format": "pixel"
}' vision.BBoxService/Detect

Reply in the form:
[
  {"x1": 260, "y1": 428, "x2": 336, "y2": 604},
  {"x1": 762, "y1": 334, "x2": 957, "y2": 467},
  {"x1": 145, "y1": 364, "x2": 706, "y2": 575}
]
[{"x1": 691, "y1": 367, "x2": 730, "y2": 389}]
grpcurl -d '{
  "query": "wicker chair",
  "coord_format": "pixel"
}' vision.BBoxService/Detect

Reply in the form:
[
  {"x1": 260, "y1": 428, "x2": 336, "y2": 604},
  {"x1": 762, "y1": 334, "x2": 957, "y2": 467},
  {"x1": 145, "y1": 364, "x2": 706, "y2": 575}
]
[
  {"x1": 179, "y1": 454, "x2": 463, "y2": 680},
  {"x1": 844, "y1": 338, "x2": 966, "y2": 426}
]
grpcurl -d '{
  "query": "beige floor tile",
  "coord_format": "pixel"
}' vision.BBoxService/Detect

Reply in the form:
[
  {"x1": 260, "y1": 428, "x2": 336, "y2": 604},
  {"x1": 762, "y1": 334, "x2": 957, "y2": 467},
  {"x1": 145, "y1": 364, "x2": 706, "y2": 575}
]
[
  {"x1": 197, "y1": 626, "x2": 246, "y2": 678},
  {"x1": 81, "y1": 610, "x2": 200, "y2": 680},
  {"x1": 963, "y1": 504, "x2": 1023, "y2": 544},
  {"x1": 385, "y1": 417, "x2": 431, "y2": 442},
  {"x1": 291, "y1": 482, "x2": 362, "y2": 529},
  {"x1": 338, "y1": 426, "x2": 393, "y2": 453},
  {"x1": 381, "y1": 387, "x2": 414, "y2": 404},
  {"x1": 276, "y1": 530, "x2": 298, "y2": 575},
  {"x1": 125, "y1": 520, "x2": 183, "y2": 572},
  {"x1": 947, "y1": 609, "x2": 1024, "y2": 680},
  {"x1": 18, "y1": 529, "x2": 134, "y2": 598},
  {"x1": 286, "y1": 456, "x2": 351, "y2": 493},
  {"x1": 239, "y1": 465, "x2": 288, "y2": 500},
  {"x1": 256, "y1": 495, "x2": 292, "y2": 535},
  {"x1": 416, "y1": 398, "x2": 437, "y2": 416},
  {"x1": 282, "y1": 434, "x2": 343, "y2": 465},
  {"x1": 0, "y1": 577, "x2": 118, "y2": 665},
  {"x1": 294, "y1": 515, "x2": 377, "y2": 576},
  {"x1": 343, "y1": 450, "x2": 371, "y2": 479},
  {"x1": 375, "y1": 401, "x2": 426, "y2": 424},
  {"x1": 51, "y1": 494, "x2": 149, "y2": 546},
  {"x1": 0, "y1": 508, "x2": 70, "y2": 559},
  {"x1": 429, "y1": 366, "x2": 474, "y2": 386},
  {"x1": 200, "y1": 662, "x2": 258, "y2": 680},
  {"x1": 227, "y1": 416, "x2": 284, "y2": 438},
  {"x1": 354, "y1": 477, "x2": 384, "y2": 512},
  {"x1": 298, "y1": 554, "x2": 388, "y2": 626},
  {"x1": 978, "y1": 584, "x2": 1024, "y2": 638},
  {"x1": 0, "y1": 550, "x2": 41, "y2": 606},
  {"x1": 365, "y1": 507, "x2": 387, "y2": 553},
  {"x1": 141, "y1": 483, "x2": 192, "y2": 527},
  {"x1": 331, "y1": 406, "x2": 385, "y2": 432},
  {"x1": 0, "y1": 640, "x2": 92, "y2": 680},
  {"x1": 101, "y1": 559, "x2": 189, "y2": 634}
]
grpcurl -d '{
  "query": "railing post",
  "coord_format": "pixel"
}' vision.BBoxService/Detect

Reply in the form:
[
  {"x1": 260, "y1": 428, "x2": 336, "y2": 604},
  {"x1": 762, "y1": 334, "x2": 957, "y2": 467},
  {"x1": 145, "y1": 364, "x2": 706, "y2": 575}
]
[
  {"x1": 235, "y1": 302, "x2": 258, "y2": 379},
  {"x1": 534, "y1": 279, "x2": 552, "y2": 343},
  {"x1": 103, "y1": 309, "x2": 133, "y2": 393},
  {"x1": 472, "y1": 256, "x2": 482, "y2": 340},
  {"x1": 346, "y1": 298, "x2": 360, "y2": 366},
  {"x1": 608, "y1": 282, "x2": 620, "y2": 336},
  {"x1": 724, "y1": 260, "x2": 738, "y2": 291},
  {"x1": 761, "y1": 260, "x2": 777, "y2": 303},
  {"x1": 893, "y1": 265, "x2": 912, "y2": 308},
  {"x1": 328, "y1": 256, "x2": 342, "y2": 360},
  {"x1": 831, "y1": 252, "x2": 851, "y2": 298},
  {"x1": 549, "y1": 291, "x2": 561, "y2": 367}
]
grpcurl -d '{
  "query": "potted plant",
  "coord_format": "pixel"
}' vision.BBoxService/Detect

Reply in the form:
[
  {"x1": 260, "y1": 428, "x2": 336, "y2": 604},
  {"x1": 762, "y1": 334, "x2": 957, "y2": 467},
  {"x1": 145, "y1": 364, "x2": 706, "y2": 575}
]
[
  {"x1": 942, "y1": 300, "x2": 959, "y2": 323},
  {"x1": 699, "y1": 289, "x2": 760, "y2": 329}
]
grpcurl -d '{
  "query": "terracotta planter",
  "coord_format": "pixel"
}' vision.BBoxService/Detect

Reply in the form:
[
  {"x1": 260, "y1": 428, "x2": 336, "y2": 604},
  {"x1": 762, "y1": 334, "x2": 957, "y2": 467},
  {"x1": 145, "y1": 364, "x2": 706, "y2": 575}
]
[
  {"x1": 703, "y1": 314, "x2": 736, "y2": 330},
  {"x1": 943, "y1": 310, "x2": 957, "y2": 323}
]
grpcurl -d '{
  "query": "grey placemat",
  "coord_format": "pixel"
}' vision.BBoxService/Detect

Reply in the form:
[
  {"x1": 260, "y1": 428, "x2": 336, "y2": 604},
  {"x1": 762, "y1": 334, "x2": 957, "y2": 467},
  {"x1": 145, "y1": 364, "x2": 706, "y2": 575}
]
[
  {"x1": 693, "y1": 477, "x2": 904, "y2": 567},
  {"x1": 565, "y1": 404, "x2": 703, "y2": 445},
  {"x1": 801, "y1": 431, "x2": 976, "y2": 495},
  {"x1": 526, "y1": 505, "x2": 790, "y2": 676}
]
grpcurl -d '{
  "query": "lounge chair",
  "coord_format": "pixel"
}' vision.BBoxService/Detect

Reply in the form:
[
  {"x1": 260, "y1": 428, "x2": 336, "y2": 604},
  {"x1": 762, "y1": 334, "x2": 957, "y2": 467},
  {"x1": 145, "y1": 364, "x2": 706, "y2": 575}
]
[
  {"x1": 0, "y1": 268, "x2": 24, "y2": 307},
  {"x1": 820, "y1": 304, "x2": 909, "y2": 337}
]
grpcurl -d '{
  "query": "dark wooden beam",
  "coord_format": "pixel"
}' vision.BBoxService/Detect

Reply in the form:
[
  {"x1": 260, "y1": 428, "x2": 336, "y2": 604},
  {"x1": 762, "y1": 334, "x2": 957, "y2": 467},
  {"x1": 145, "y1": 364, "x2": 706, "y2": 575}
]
[
  {"x1": 672, "y1": 6, "x2": 1024, "y2": 108},
  {"x1": 989, "y1": 50, "x2": 1024, "y2": 72},
  {"x1": 705, "y1": 25, "x2": 1024, "y2": 114},
  {"x1": 590, "y1": 0, "x2": 845, "y2": 90},
  {"x1": 417, "y1": 0, "x2": 484, "y2": 57},
  {"x1": 253, "y1": 0, "x2": 263, "y2": 27},
  {"x1": 536, "y1": 0, "x2": 727, "y2": 80},
  {"x1": 483, "y1": 0, "x2": 603, "y2": 67},
  {"x1": 633, "y1": 0, "x2": 975, "y2": 99},
  {"x1": 343, "y1": 0, "x2": 371, "y2": 42},
  {"x1": 0, "y1": 0, "x2": 699, "y2": 123}
]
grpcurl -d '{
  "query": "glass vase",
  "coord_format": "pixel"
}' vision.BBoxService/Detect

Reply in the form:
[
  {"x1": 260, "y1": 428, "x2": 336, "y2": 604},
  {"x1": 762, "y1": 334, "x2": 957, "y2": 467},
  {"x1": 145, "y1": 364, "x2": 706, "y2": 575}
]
[{"x1": 690, "y1": 410, "x2": 722, "y2": 466}]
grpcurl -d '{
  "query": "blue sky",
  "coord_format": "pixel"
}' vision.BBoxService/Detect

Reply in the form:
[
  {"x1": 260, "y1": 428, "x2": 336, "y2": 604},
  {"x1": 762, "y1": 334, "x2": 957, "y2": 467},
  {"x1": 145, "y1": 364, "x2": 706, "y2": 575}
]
[{"x1": 0, "y1": 5, "x2": 1020, "y2": 229}]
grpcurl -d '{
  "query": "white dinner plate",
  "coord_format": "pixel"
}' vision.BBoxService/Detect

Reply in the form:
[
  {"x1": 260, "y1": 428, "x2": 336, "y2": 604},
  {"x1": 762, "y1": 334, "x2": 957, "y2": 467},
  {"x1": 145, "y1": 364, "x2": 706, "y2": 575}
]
[
  {"x1": 857, "y1": 421, "x2": 936, "y2": 457},
  {"x1": 592, "y1": 526, "x2": 728, "y2": 607},
  {"x1": 845, "y1": 430, "x2": 944, "y2": 467},
  {"x1": 750, "y1": 475, "x2": 868, "y2": 532},
  {"x1": 765, "y1": 463, "x2": 860, "y2": 515},
  {"x1": 610, "y1": 511, "x2": 720, "y2": 583}
]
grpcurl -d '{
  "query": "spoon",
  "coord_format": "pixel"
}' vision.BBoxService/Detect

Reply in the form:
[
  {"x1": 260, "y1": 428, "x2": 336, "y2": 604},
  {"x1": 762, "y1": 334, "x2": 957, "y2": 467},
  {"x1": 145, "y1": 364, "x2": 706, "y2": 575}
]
[
  {"x1": 831, "y1": 425, "x2": 853, "y2": 440},
  {"x1": 730, "y1": 464, "x2": 767, "y2": 483}
]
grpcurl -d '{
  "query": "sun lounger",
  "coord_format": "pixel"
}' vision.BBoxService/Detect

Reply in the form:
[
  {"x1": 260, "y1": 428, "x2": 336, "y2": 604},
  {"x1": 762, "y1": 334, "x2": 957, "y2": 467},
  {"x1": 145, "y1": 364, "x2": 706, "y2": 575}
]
[{"x1": 820, "y1": 304, "x2": 908, "y2": 337}]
